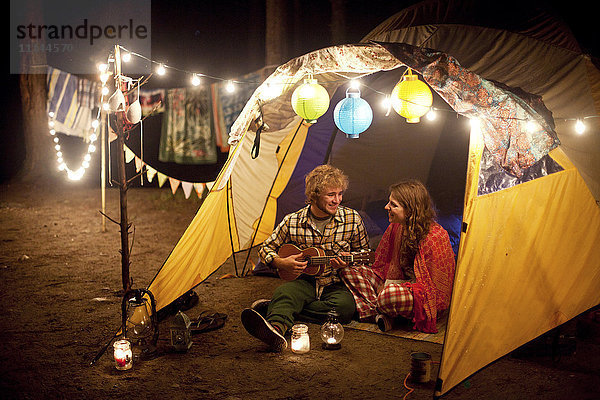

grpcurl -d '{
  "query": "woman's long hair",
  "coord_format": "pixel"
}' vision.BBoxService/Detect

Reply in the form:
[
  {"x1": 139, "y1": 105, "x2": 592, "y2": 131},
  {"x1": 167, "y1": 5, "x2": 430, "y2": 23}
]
[{"x1": 390, "y1": 180, "x2": 437, "y2": 260}]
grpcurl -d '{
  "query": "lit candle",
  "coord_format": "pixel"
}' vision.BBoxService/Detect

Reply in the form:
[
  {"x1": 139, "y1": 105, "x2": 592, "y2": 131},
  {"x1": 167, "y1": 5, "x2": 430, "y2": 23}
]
[
  {"x1": 290, "y1": 324, "x2": 310, "y2": 354},
  {"x1": 113, "y1": 339, "x2": 133, "y2": 370}
]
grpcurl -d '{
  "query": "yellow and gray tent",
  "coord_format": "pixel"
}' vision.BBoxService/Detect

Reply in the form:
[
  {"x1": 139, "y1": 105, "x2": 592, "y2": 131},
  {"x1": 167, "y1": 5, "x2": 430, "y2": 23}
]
[{"x1": 147, "y1": 1, "x2": 600, "y2": 397}]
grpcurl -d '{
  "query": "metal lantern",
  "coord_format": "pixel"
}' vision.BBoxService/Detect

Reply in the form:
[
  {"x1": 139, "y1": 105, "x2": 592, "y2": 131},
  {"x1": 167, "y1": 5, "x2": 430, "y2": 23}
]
[
  {"x1": 321, "y1": 309, "x2": 344, "y2": 350},
  {"x1": 291, "y1": 77, "x2": 330, "y2": 123},
  {"x1": 122, "y1": 289, "x2": 159, "y2": 359},
  {"x1": 170, "y1": 311, "x2": 193, "y2": 352},
  {"x1": 333, "y1": 88, "x2": 373, "y2": 138},
  {"x1": 391, "y1": 68, "x2": 433, "y2": 123}
]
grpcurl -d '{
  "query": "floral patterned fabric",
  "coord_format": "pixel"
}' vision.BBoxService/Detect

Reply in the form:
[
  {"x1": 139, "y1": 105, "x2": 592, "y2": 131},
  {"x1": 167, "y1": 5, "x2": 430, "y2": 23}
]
[
  {"x1": 379, "y1": 42, "x2": 560, "y2": 177},
  {"x1": 159, "y1": 88, "x2": 217, "y2": 165}
]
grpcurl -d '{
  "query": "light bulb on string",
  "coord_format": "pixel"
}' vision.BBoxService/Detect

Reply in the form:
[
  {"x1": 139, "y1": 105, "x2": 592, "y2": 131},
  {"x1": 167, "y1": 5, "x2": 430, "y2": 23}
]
[
  {"x1": 575, "y1": 119, "x2": 586, "y2": 134},
  {"x1": 349, "y1": 79, "x2": 361, "y2": 90},
  {"x1": 122, "y1": 52, "x2": 131, "y2": 62},
  {"x1": 191, "y1": 74, "x2": 201, "y2": 86},
  {"x1": 156, "y1": 64, "x2": 166, "y2": 76},
  {"x1": 101, "y1": 86, "x2": 110, "y2": 96},
  {"x1": 426, "y1": 109, "x2": 437, "y2": 121},
  {"x1": 98, "y1": 63, "x2": 108, "y2": 72},
  {"x1": 226, "y1": 80, "x2": 235, "y2": 93}
]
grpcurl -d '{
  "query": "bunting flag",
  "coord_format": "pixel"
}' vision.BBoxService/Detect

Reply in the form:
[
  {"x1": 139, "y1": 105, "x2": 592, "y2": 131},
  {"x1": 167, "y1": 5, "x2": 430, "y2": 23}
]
[
  {"x1": 193, "y1": 182, "x2": 205, "y2": 198},
  {"x1": 157, "y1": 172, "x2": 168, "y2": 187},
  {"x1": 181, "y1": 182, "x2": 194, "y2": 199},
  {"x1": 124, "y1": 146, "x2": 135, "y2": 163},
  {"x1": 121, "y1": 145, "x2": 211, "y2": 199},
  {"x1": 168, "y1": 177, "x2": 181, "y2": 194},
  {"x1": 135, "y1": 156, "x2": 144, "y2": 172},
  {"x1": 146, "y1": 166, "x2": 157, "y2": 182}
]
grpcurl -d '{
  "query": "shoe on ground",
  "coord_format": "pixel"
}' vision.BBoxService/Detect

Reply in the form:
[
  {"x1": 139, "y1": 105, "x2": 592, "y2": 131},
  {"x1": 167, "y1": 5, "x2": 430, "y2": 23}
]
[
  {"x1": 376, "y1": 314, "x2": 393, "y2": 332},
  {"x1": 250, "y1": 298, "x2": 271, "y2": 317},
  {"x1": 241, "y1": 308, "x2": 287, "y2": 352}
]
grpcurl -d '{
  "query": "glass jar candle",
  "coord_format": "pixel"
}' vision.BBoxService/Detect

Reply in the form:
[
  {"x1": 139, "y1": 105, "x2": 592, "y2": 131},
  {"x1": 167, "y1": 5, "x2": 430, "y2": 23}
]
[
  {"x1": 113, "y1": 339, "x2": 133, "y2": 370},
  {"x1": 290, "y1": 324, "x2": 310, "y2": 354}
]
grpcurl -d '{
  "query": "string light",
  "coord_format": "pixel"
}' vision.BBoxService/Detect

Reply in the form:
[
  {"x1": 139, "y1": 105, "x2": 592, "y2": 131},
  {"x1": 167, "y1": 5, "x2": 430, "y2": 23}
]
[
  {"x1": 156, "y1": 64, "x2": 166, "y2": 76},
  {"x1": 191, "y1": 73, "x2": 201, "y2": 86},
  {"x1": 225, "y1": 80, "x2": 235, "y2": 93},
  {"x1": 575, "y1": 119, "x2": 586, "y2": 134},
  {"x1": 121, "y1": 52, "x2": 132, "y2": 62},
  {"x1": 425, "y1": 109, "x2": 437, "y2": 121}
]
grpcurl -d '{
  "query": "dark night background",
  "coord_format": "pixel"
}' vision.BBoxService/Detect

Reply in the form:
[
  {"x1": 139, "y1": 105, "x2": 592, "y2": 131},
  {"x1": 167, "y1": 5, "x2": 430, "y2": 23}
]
[{"x1": 3, "y1": 0, "x2": 599, "y2": 184}]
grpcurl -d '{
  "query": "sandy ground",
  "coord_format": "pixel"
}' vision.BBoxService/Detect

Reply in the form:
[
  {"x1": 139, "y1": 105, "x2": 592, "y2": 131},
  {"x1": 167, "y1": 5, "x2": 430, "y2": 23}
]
[{"x1": 0, "y1": 181, "x2": 599, "y2": 400}]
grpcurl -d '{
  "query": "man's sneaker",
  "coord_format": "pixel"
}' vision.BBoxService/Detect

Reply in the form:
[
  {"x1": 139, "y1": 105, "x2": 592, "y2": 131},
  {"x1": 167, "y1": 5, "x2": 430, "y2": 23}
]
[
  {"x1": 250, "y1": 299, "x2": 271, "y2": 317},
  {"x1": 241, "y1": 308, "x2": 287, "y2": 352}
]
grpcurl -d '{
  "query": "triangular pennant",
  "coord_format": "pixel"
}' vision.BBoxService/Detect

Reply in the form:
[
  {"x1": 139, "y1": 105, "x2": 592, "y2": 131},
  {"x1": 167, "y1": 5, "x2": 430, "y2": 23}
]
[
  {"x1": 135, "y1": 156, "x2": 143, "y2": 172},
  {"x1": 124, "y1": 146, "x2": 135, "y2": 163},
  {"x1": 109, "y1": 127, "x2": 117, "y2": 142},
  {"x1": 157, "y1": 172, "x2": 167, "y2": 188},
  {"x1": 146, "y1": 166, "x2": 157, "y2": 183},
  {"x1": 169, "y1": 177, "x2": 181, "y2": 195},
  {"x1": 205, "y1": 181, "x2": 215, "y2": 192},
  {"x1": 193, "y1": 182, "x2": 205, "y2": 198},
  {"x1": 181, "y1": 182, "x2": 193, "y2": 199}
]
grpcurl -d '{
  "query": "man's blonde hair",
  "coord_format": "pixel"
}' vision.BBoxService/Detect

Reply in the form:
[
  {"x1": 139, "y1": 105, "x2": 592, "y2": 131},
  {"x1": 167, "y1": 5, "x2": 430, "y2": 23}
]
[{"x1": 304, "y1": 165, "x2": 349, "y2": 204}]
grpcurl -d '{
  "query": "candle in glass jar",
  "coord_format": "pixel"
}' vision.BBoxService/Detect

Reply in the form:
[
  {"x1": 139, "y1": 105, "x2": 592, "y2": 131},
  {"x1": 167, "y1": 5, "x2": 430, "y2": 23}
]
[
  {"x1": 113, "y1": 339, "x2": 133, "y2": 370},
  {"x1": 290, "y1": 324, "x2": 310, "y2": 354}
]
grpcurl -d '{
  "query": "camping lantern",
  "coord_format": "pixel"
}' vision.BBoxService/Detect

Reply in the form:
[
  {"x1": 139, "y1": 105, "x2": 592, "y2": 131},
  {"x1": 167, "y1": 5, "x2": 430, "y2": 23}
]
[
  {"x1": 170, "y1": 311, "x2": 193, "y2": 352},
  {"x1": 122, "y1": 289, "x2": 159, "y2": 359},
  {"x1": 113, "y1": 339, "x2": 133, "y2": 370},
  {"x1": 391, "y1": 69, "x2": 433, "y2": 123},
  {"x1": 291, "y1": 77, "x2": 330, "y2": 123},
  {"x1": 333, "y1": 88, "x2": 373, "y2": 138},
  {"x1": 320, "y1": 309, "x2": 344, "y2": 350},
  {"x1": 290, "y1": 324, "x2": 310, "y2": 354}
]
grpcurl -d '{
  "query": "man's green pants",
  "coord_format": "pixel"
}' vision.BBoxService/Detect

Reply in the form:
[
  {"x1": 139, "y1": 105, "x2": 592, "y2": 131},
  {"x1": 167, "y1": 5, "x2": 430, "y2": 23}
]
[{"x1": 266, "y1": 277, "x2": 356, "y2": 333}]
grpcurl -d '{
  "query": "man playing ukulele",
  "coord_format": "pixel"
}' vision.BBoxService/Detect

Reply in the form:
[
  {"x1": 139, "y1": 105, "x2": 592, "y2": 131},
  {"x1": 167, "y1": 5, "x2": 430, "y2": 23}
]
[{"x1": 241, "y1": 164, "x2": 370, "y2": 351}]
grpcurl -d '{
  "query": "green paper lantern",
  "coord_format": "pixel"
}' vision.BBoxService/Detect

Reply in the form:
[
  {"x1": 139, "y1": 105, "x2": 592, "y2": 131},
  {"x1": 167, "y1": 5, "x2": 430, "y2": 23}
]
[{"x1": 291, "y1": 78, "x2": 330, "y2": 123}]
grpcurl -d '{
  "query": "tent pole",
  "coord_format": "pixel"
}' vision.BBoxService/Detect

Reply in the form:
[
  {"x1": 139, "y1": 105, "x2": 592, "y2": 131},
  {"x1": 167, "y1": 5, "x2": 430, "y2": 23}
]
[
  {"x1": 323, "y1": 126, "x2": 339, "y2": 164},
  {"x1": 226, "y1": 178, "x2": 239, "y2": 276}
]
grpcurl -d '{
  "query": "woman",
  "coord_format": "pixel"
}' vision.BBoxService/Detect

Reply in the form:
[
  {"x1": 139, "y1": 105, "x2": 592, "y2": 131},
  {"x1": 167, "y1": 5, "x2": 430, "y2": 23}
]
[{"x1": 340, "y1": 180, "x2": 455, "y2": 333}]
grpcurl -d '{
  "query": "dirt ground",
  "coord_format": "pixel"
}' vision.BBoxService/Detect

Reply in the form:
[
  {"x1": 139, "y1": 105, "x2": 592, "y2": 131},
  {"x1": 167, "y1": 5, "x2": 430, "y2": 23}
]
[{"x1": 1, "y1": 181, "x2": 599, "y2": 400}]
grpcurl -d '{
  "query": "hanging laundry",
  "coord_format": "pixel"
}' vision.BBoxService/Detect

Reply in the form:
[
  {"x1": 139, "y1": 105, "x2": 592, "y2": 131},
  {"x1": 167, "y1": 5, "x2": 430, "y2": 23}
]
[
  {"x1": 46, "y1": 66, "x2": 100, "y2": 140},
  {"x1": 139, "y1": 88, "x2": 165, "y2": 116},
  {"x1": 211, "y1": 69, "x2": 263, "y2": 152},
  {"x1": 159, "y1": 87, "x2": 217, "y2": 165}
]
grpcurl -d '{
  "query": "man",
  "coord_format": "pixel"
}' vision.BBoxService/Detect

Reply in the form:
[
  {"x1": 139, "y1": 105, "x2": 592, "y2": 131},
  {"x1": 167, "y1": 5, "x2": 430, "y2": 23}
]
[{"x1": 241, "y1": 164, "x2": 370, "y2": 351}]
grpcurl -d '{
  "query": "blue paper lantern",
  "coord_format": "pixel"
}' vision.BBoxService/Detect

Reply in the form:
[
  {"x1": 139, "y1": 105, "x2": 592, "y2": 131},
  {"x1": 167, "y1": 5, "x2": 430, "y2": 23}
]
[{"x1": 333, "y1": 89, "x2": 373, "y2": 138}]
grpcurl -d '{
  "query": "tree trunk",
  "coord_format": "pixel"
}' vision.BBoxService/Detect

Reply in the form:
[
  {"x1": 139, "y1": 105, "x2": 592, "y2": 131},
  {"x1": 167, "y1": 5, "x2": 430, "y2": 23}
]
[
  {"x1": 330, "y1": 0, "x2": 347, "y2": 46},
  {"x1": 265, "y1": 0, "x2": 287, "y2": 69},
  {"x1": 16, "y1": 2, "x2": 55, "y2": 184}
]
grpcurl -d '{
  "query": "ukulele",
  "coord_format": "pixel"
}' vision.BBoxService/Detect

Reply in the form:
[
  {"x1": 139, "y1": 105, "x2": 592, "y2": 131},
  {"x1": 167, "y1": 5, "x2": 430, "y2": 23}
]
[{"x1": 276, "y1": 243, "x2": 375, "y2": 281}]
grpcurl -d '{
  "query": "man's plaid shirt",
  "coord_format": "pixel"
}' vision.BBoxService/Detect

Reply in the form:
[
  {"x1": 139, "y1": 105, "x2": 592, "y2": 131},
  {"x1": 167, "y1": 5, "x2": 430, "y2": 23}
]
[{"x1": 259, "y1": 205, "x2": 370, "y2": 295}]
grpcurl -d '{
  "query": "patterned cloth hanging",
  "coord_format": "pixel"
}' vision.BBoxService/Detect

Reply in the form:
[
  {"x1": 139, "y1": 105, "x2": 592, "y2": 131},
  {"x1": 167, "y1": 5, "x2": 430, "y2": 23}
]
[{"x1": 159, "y1": 87, "x2": 217, "y2": 165}]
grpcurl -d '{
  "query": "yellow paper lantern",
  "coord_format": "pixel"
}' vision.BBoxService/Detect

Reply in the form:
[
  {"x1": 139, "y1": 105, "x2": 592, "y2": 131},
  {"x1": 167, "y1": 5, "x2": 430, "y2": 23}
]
[
  {"x1": 391, "y1": 69, "x2": 433, "y2": 123},
  {"x1": 291, "y1": 78, "x2": 330, "y2": 123}
]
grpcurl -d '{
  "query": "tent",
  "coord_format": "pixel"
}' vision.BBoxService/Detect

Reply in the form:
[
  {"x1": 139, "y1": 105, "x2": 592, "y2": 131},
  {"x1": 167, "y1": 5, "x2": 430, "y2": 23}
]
[{"x1": 146, "y1": 0, "x2": 600, "y2": 397}]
